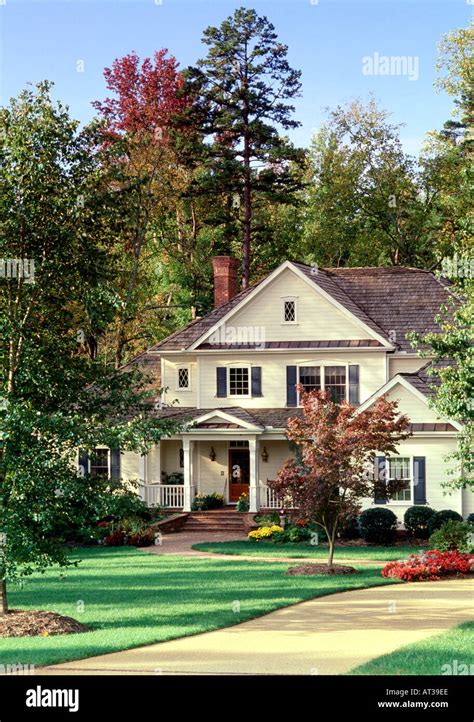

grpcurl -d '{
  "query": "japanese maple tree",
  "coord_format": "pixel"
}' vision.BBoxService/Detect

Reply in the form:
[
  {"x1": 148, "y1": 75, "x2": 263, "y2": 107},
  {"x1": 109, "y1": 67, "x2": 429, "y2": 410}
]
[{"x1": 270, "y1": 386, "x2": 411, "y2": 567}]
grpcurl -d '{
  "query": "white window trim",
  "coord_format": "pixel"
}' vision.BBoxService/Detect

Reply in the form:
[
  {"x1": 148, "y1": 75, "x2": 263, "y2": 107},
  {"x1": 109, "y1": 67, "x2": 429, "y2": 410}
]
[
  {"x1": 176, "y1": 366, "x2": 191, "y2": 392},
  {"x1": 88, "y1": 447, "x2": 111, "y2": 476},
  {"x1": 297, "y1": 363, "x2": 349, "y2": 405},
  {"x1": 386, "y1": 456, "x2": 413, "y2": 505},
  {"x1": 281, "y1": 296, "x2": 298, "y2": 325},
  {"x1": 228, "y1": 365, "x2": 252, "y2": 398}
]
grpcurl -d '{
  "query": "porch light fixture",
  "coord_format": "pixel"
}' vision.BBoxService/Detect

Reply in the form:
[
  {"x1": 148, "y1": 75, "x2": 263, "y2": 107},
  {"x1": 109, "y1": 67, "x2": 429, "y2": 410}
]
[
  {"x1": 261, "y1": 446, "x2": 269, "y2": 463},
  {"x1": 209, "y1": 447, "x2": 216, "y2": 462}
]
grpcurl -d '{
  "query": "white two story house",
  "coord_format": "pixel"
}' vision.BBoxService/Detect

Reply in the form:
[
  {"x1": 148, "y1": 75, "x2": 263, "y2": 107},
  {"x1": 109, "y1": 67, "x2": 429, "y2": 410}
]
[{"x1": 82, "y1": 257, "x2": 473, "y2": 521}]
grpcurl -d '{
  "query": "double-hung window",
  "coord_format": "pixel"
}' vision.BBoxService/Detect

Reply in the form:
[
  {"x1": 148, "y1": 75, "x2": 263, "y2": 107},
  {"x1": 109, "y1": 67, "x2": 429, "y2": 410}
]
[
  {"x1": 229, "y1": 367, "x2": 250, "y2": 396},
  {"x1": 388, "y1": 457, "x2": 412, "y2": 502},
  {"x1": 90, "y1": 448, "x2": 109, "y2": 478},
  {"x1": 324, "y1": 366, "x2": 347, "y2": 403},
  {"x1": 296, "y1": 365, "x2": 347, "y2": 402}
]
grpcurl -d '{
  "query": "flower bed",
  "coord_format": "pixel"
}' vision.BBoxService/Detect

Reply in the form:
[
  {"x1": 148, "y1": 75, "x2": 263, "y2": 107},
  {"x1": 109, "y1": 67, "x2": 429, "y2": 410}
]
[
  {"x1": 381, "y1": 550, "x2": 474, "y2": 582},
  {"x1": 248, "y1": 525, "x2": 283, "y2": 541}
]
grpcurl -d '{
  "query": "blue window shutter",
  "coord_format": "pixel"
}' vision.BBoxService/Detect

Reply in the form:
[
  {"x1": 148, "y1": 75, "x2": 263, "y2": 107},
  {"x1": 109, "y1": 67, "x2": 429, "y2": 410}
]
[
  {"x1": 110, "y1": 448, "x2": 121, "y2": 480},
  {"x1": 413, "y1": 457, "x2": 426, "y2": 504},
  {"x1": 216, "y1": 367, "x2": 227, "y2": 397},
  {"x1": 374, "y1": 456, "x2": 387, "y2": 504},
  {"x1": 349, "y1": 365, "x2": 360, "y2": 405},
  {"x1": 251, "y1": 367, "x2": 262, "y2": 397},
  {"x1": 286, "y1": 366, "x2": 297, "y2": 407},
  {"x1": 78, "y1": 449, "x2": 89, "y2": 477}
]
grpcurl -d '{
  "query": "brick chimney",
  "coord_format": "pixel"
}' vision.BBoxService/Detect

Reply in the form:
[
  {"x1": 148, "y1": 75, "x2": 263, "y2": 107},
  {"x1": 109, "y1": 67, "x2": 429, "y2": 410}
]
[{"x1": 212, "y1": 256, "x2": 240, "y2": 308}]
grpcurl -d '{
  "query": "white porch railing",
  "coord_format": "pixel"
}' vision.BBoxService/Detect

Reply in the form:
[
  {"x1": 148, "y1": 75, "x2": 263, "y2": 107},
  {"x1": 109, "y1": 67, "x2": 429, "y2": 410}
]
[
  {"x1": 260, "y1": 485, "x2": 296, "y2": 509},
  {"x1": 140, "y1": 484, "x2": 185, "y2": 509}
]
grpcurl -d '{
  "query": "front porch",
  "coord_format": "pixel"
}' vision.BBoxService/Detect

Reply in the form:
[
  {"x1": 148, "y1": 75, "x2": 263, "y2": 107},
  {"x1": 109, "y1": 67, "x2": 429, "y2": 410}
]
[{"x1": 136, "y1": 436, "x2": 292, "y2": 513}]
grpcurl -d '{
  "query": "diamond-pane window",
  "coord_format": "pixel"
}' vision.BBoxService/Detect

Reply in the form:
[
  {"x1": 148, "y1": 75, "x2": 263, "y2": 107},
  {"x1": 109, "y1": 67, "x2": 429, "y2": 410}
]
[
  {"x1": 229, "y1": 367, "x2": 249, "y2": 396},
  {"x1": 283, "y1": 299, "x2": 296, "y2": 323},
  {"x1": 178, "y1": 367, "x2": 189, "y2": 389}
]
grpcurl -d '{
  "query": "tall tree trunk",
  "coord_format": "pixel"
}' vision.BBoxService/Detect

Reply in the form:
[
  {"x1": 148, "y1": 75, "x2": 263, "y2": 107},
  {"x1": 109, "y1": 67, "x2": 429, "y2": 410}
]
[
  {"x1": 241, "y1": 48, "x2": 251, "y2": 289},
  {"x1": 0, "y1": 578, "x2": 7, "y2": 615},
  {"x1": 327, "y1": 528, "x2": 336, "y2": 568}
]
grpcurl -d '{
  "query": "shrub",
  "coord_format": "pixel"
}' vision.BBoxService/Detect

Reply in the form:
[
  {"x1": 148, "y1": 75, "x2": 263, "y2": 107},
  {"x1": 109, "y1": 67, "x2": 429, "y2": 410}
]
[
  {"x1": 427, "y1": 509, "x2": 463, "y2": 535},
  {"x1": 358, "y1": 508, "x2": 398, "y2": 544},
  {"x1": 101, "y1": 490, "x2": 154, "y2": 522},
  {"x1": 404, "y1": 506, "x2": 436, "y2": 539},
  {"x1": 381, "y1": 550, "x2": 473, "y2": 582},
  {"x1": 339, "y1": 515, "x2": 360, "y2": 540},
  {"x1": 191, "y1": 493, "x2": 224, "y2": 511},
  {"x1": 236, "y1": 493, "x2": 249, "y2": 512},
  {"x1": 254, "y1": 512, "x2": 281, "y2": 526},
  {"x1": 467, "y1": 513, "x2": 474, "y2": 525},
  {"x1": 161, "y1": 471, "x2": 184, "y2": 485},
  {"x1": 429, "y1": 521, "x2": 474, "y2": 553},
  {"x1": 248, "y1": 525, "x2": 283, "y2": 541},
  {"x1": 103, "y1": 515, "x2": 156, "y2": 547}
]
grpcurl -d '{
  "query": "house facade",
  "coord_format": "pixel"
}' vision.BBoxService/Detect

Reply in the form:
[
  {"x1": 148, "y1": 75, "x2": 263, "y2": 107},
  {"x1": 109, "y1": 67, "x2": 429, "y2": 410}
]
[{"x1": 83, "y1": 257, "x2": 474, "y2": 521}]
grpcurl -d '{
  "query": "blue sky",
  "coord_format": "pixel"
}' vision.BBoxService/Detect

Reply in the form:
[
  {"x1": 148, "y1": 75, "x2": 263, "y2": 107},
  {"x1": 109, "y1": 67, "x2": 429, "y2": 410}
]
[{"x1": 0, "y1": 0, "x2": 471, "y2": 156}]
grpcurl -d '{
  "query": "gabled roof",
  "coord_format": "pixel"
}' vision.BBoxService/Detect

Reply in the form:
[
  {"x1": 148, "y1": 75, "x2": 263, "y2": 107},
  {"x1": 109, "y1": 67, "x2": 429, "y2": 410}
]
[{"x1": 149, "y1": 262, "x2": 456, "y2": 353}]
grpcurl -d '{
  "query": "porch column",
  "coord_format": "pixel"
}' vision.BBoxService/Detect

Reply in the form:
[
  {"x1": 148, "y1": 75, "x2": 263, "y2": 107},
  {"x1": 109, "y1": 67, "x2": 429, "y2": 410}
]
[
  {"x1": 183, "y1": 438, "x2": 194, "y2": 512},
  {"x1": 249, "y1": 438, "x2": 259, "y2": 513}
]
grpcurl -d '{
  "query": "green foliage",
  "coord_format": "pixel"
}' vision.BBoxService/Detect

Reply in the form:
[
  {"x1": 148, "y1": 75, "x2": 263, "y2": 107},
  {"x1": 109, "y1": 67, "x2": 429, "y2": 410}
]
[
  {"x1": 161, "y1": 471, "x2": 184, "y2": 485},
  {"x1": 236, "y1": 493, "x2": 249, "y2": 512},
  {"x1": 427, "y1": 509, "x2": 464, "y2": 535},
  {"x1": 467, "y1": 513, "x2": 474, "y2": 525},
  {"x1": 429, "y1": 520, "x2": 474, "y2": 553},
  {"x1": 254, "y1": 512, "x2": 281, "y2": 526},
  {"x1": 358, "y1": 508, "x2": 398, "y2": 545},
  {"x1": 403, "y1": 506, "x2": 436, "y2": 539},
  {"x1": 191, "y1": 493, "x2": 224, "y2": 511}
]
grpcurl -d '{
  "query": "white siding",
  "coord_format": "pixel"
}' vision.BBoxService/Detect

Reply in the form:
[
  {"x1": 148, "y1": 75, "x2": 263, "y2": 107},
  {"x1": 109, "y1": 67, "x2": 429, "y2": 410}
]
[
  {"x1": 258, "y1": 440, "x2": 292, "y2": 484},
  {"x1": 360, "y1": 436, "x2": 462, "y2": 522},
  {"x1": 384, "y1": 382, "x2": 443, "y2": 423},
  {"x1": 196, "y1": 440, "x2": 228, "y2": 497},
  {"x1": 206, "y1": 267, "x2": 378, "y2": 342},
  {"x1": 196, "y1": 351, "x2": 386, "y2": 409},
  {"x1": 389, "y1": 357, "x2": 428, "y2": 377},
  {"x1": 162, "y1": 357, "x2": 198, "y2": 407},
  {"x1": 121, "y1": 450, "x2": 140, "y2": 481}
]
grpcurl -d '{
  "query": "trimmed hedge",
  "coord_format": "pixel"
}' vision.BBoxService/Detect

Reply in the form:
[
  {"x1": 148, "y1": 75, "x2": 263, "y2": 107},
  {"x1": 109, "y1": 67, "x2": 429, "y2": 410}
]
[
  {"x1": 358, "y1": 508, "x2": 398, "y2": 544},
  {"x1": 427, "y1": 509, "x2": 463, "y2": 536},
  {"x1": 404, "y1": 506, "x2": 435, "y2": 539}
]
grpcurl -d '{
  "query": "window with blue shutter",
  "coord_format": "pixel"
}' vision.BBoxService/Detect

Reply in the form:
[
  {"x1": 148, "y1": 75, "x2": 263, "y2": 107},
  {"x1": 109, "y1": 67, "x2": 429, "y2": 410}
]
[
  {"x1": 374, "y1": 456, "x2": 387, "y2": 504},
  {"x1": 251, "y1": 367, "x2": 262, "y2": 397},
  {"x1": 110, "y1": 449, "x2": 121, "y2": 481},
  {"x1": 286, "y1": 366, "x2": 297, "y2": 406},
  {"x1": 216, "y1": 367, "x2": 227, "y2": 397},
  {"x1": 413, "y1": 457, "x2": 427, "y2": 504},
  {"x1": 348, "y1": 365, "x2": 360, "y2": 405}
]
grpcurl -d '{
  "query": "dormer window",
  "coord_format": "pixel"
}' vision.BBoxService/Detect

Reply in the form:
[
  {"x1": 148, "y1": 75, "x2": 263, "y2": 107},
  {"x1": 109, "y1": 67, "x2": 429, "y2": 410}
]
[
  {"x1": 282, "y1": 297, "x2": 297, "y2": 324},
  {"x1": 177, "y1": 367, "x2": 190, "y2": 390}
]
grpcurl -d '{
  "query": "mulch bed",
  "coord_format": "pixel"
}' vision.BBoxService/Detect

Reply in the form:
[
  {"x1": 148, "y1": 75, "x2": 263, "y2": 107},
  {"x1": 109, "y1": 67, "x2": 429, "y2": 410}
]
[
  {"x1": 286, "y1": 563, "x2": 358, "y2": 576},
  {"x1": 0, "y1": 610, "x2": 90, "y2": 638}
]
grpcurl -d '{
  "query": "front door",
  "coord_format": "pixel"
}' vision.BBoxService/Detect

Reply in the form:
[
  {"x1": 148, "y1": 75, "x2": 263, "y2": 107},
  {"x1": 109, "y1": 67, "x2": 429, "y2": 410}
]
[{"x1": 228, "y1": 449, "x2": 250, "y2": 502}]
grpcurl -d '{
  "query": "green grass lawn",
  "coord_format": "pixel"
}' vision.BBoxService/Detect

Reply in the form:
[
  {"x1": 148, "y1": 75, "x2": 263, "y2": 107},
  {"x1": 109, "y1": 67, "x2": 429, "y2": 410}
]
[
  {"x1": 1, "y1": 547, "x2": 396, "y2": 668},
  {"x1": 350, "y1": 621, "x2": 474, "y2": 675},
  {"x1": 192, "y1": 541, "x2": 424, "y2": 561}
]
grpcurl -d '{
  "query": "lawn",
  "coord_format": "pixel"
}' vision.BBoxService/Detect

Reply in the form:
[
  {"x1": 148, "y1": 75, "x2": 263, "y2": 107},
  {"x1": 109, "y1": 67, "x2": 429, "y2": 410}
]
[
  {"x1": 350, "y1": 621, "x2": 474, "y2": 675},
  {"x1": 0, "y1": 547, "x2": 397, "y2": 668},
  {"x1": 192, "y1": 541, "x2": 425, "y2": 561}
]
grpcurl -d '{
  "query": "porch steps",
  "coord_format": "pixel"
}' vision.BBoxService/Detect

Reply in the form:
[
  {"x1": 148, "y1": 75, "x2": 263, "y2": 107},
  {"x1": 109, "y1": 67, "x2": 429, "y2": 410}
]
[{"x1": 183, "y1": 508, "x2": 245, "y2": 533}]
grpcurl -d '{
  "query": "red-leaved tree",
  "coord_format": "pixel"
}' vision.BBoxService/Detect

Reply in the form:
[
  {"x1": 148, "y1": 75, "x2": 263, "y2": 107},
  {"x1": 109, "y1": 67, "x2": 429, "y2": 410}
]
[{"x1": 270, "y1": 386, "x2": 412, "y2": 567}]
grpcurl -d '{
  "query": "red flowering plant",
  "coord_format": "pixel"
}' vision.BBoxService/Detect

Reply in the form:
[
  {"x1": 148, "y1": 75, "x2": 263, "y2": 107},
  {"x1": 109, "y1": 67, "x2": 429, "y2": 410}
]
[
  {"x1": 270, "y1": 387, "x2": 411, "y2": 568},
  {"x1": 382, "y1": 550, "x2": 474, "y2": 581}
]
